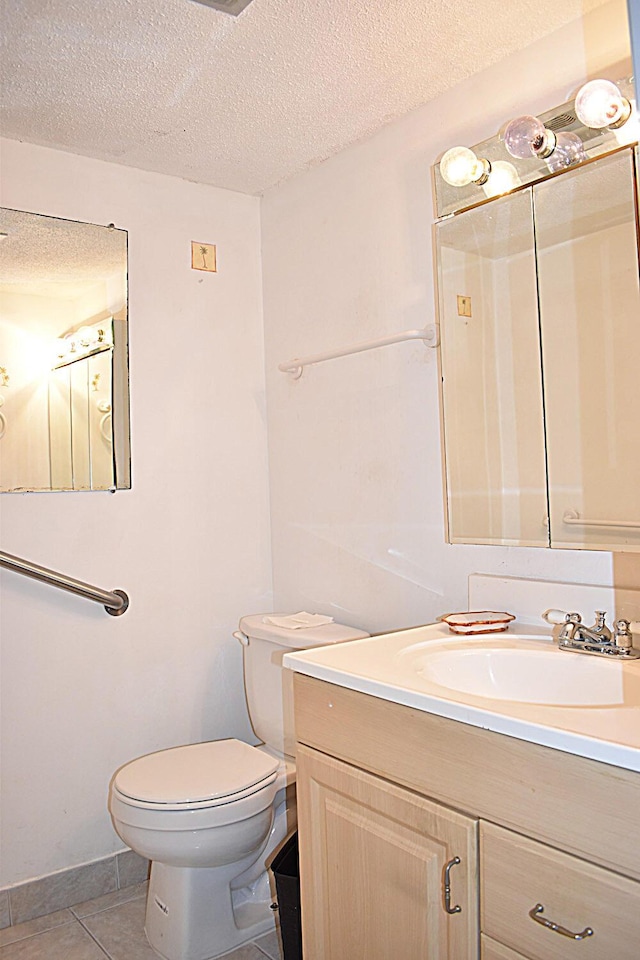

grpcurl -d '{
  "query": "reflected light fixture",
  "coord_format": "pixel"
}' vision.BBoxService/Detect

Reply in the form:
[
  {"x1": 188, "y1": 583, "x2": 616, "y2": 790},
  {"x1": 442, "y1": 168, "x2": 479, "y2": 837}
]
[
  {"x1": 482, "y1": 161, "x2": 521, "y2": 198},
  {"x1": 53, "y1": 323, "x2": 113, "y2": 367},
  {"x1": 574, "y1": 79, "x2": 632, "y2": 129},
  {"x1": 504, "y1": 115, "x2": 556, "y2": 159},
  {"x1": 439, "y1": 146, "x2": 491, "y2": 187},
  {"x1": 545, "y1": 131, "x2": 587, "y2": 172}
]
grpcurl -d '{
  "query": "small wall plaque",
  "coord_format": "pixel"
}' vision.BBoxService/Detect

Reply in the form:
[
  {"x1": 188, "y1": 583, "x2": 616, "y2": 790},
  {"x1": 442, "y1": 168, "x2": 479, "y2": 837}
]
[
  {"x1": 457, "y1": 295, "x2": 472, "y2": 318},
  {"x1": 191, "y1": 242, "x2": 217, "y2": 273}
]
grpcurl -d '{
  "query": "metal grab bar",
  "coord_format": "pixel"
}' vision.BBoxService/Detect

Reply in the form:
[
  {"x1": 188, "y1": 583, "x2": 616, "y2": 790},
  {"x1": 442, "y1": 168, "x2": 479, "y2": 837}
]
[
  {"x1": 0, "y1": 550, "x2": 129, "y2": 616},
  {"x1": 563, "y1": 510, "x2": 640, "y2": 531},
  {"x1": 278, "y1": 324, "x2": 439, "y2": 378}
]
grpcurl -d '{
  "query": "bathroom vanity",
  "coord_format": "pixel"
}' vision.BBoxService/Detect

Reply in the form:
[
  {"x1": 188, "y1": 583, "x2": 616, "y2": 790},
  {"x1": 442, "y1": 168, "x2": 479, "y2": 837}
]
[{"x1": 286, "y1": 620, "x2": 640, "y2": 959}]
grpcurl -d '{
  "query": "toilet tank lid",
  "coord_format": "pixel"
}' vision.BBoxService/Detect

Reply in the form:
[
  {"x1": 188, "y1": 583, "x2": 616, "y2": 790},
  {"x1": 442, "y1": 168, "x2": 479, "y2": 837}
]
[
  {"x1": 113, "y1": 739, "x2": 279, "y2": 805},
  {"x1": 239, "y1": 614, "x2": 369, "y2": 649}
]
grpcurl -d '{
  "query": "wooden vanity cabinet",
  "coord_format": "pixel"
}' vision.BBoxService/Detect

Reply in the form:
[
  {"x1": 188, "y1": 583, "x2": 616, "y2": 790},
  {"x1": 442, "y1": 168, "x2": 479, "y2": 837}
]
[
  {"x1": 297, "y1": 745, "x2": 478, "y2": 959},
  {"x1": 293, "y1": 674, "x2": 640, "y2": 960}
]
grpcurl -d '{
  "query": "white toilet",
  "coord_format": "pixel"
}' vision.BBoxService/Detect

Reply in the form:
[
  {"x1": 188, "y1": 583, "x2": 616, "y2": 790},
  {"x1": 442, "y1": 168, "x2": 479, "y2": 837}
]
[{"x1": 109, "y1": 614, "x2": 368, "y2": 960}]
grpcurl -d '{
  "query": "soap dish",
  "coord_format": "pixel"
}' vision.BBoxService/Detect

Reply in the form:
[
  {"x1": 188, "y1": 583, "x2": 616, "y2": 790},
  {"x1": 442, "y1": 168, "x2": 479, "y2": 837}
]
[{"x1": 440, "y1": 611, "x2": 515, "y2": 635}]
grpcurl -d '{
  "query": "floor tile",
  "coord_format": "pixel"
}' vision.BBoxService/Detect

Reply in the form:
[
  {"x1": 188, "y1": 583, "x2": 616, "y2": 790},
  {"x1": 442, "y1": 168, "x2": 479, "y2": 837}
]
[
  {"x1": 0, "y1": 910, "x2": 74, "y2": 948},
  {"x1": 71, "y1": 883, "x2": 147, "y2": 919},
  {"x1": 253, "y1": 929, "x2": 284, "y2": 959},
  {"x1": 0, "y1": 922, "x2": 108, "y2": 959},
  {"x1": 79, "y1": 898, "x2": 157, "y2": 960},
  {"x1": 220, "y1": 944, "x2": 274, "y2": 960}
]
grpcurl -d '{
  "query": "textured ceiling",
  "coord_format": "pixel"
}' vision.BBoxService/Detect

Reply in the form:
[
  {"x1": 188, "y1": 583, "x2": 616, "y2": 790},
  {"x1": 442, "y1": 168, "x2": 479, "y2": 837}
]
[
  {"x1": 0, "y1": 0, "x2": 611, "y2": 195},
  {"x1": 0, "y1": 209, "x2": 126, "y2": 298}
]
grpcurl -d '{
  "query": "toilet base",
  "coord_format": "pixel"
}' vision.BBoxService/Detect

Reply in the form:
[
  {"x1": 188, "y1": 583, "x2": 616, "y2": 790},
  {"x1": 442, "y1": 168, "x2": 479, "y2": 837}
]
[
  {"x1": 143, "y1": 792, "x2": 296, "y2": 960},
  {"x1": 145, "y1": 858, "x2": 276, "y2": 960}
]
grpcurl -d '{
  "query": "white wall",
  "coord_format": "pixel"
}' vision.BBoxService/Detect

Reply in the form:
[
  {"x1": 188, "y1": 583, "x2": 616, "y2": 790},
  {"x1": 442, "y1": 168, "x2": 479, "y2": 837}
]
[
  {"x1": 0, "y1": 141, "x2": 272, "y2": 886},
  {"x1": 261, "y1": 1, "x2": 632, "y2": 634},
  {"x1": 0, "y1": 0, "x2": 633, "y2": 891}
]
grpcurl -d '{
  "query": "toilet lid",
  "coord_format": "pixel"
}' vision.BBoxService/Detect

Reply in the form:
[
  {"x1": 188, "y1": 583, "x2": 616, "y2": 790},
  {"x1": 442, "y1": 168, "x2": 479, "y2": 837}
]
[{"x1": 114, "y1": 739, "x2": 279, "y2": 805}]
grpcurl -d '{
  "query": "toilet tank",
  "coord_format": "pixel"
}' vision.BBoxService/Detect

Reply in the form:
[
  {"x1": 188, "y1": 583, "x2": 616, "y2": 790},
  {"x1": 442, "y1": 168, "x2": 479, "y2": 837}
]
[{"x1": 238, "y1": 615, "x2": 369, "y2": 758}]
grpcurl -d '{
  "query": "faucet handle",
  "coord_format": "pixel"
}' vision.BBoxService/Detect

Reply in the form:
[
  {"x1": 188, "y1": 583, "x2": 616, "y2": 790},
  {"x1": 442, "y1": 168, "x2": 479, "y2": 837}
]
[
  {"x1": 542, "y1": 609, "x2": 581, "y2": 625},
  {"x1": 614, "y1": 619, "x2": 633, "y2": 650}
]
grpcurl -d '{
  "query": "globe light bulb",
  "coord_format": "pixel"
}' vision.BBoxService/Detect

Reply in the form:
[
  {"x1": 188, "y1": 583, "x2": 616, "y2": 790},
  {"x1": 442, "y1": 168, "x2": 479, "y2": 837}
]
[
  {"x1": 613, "y1": 99, "x2": 640, "y2": 146},
  {"x1": 545, "y1": 132, "x2": 586, "y2": 173},
  {"x1": 575, "y1": 79, "x2": 631, "y2": 129},
  {"x1": 482, "y1": 161, "x2": 522, "y2": 198},
  {"x1": 504, "y1": 115, "x2": 556, "y2": 159},
  {"x1": 439, "y1": 146, "x2": 490, "y2": 187},
  {"x1": 76, "y1": 326, "x2": 97, "y2": 347}
]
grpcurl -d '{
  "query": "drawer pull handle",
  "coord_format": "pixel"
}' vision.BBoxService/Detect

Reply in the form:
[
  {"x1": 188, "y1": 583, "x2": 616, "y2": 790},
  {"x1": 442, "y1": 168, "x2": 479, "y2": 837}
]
[
  {"x1": 443, "y1": 856, "x2": 462, "y2": 914},
  {"x1": 529, "y1": 903, "x2": 594, "y2": 941}
]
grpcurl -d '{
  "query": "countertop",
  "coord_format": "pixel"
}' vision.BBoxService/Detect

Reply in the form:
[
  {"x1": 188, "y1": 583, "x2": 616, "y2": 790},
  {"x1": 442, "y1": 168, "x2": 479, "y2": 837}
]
[{"x1": 283, "y1": 621, "x2": 640, "y2": 773}]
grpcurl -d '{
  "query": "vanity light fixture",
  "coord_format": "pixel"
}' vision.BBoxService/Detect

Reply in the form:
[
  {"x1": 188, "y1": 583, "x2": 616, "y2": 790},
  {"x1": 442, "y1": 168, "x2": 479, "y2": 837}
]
[
  {"x1": 439, "y1": 146, "x2": 491, "y2": 187},
  {"x1": 574, "y1": 78, "x2": 632, "y2": 129},
  {"x1": 53, "y1": 323, "x2": 113, "y2": 368},
  {"x1": 504, "y1": 115, "x2": 557, "y2": 160}
]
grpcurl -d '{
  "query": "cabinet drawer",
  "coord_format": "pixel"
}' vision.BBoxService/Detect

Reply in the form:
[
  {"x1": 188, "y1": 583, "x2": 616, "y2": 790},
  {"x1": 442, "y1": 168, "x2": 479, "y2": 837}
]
[
  {"x1": 481, "y1": 822, "x2": 640, "y2": 960},
  {"x1": 481, "y1": 935, "x2": 529, "y2": 960}
]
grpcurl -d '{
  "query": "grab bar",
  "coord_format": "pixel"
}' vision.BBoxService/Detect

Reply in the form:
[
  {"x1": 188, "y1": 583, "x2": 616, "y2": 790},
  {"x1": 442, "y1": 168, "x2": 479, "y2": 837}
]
[
  {"x1": 563, "y1": 510, "x2": 640, "y2": 531},
  {"x1": 278, "y1": 324, "x2": 439, "y2": 378},
  {"x1": 0, "y1": 550, "x2": 129, "y2": 616}
]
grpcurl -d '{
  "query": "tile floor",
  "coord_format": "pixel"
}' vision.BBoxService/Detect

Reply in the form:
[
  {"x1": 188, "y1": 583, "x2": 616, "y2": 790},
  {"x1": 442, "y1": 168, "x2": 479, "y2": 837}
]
[{"x1": 0, "y1": 883, "x2": 284, "y2": 960}]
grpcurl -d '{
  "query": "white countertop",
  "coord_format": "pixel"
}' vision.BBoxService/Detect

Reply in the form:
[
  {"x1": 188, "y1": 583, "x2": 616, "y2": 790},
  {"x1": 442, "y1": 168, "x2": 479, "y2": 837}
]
[{"x1": 283, "y1": 622, "x2": 640, "y2": 773}]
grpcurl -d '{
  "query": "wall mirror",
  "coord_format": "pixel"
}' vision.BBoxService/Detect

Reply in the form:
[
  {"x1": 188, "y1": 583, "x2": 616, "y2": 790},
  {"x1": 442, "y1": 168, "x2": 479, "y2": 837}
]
[
  {"x1": 0, "y1": 209, "x2": 130, "y2": 492},
  {"x1": 436, "y1": 143, "x2": 640, "y2": 552}
]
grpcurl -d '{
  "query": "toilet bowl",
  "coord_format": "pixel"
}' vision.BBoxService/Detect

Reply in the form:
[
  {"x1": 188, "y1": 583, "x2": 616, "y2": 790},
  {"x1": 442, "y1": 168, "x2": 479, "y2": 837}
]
[{"x1": 109, "y1": 614, "x2": 368, "y2": 960}]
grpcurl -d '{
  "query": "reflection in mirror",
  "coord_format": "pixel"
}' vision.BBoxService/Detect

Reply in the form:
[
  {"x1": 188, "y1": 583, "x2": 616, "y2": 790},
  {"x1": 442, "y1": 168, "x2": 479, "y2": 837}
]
[
  {"x1": 0, "y1": 209, "x2": 130, "y2": 492},
  {"x1": 437, "y1": 189, "x2": 548, "y2": 546},
  {"x1": 536, "y1": 149, "x2": 640, "y2": 551}
]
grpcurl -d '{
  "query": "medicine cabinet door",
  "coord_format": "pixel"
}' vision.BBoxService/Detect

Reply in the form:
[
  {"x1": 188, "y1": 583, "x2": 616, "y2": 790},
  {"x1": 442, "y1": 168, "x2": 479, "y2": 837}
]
[
  {"x1": 535, "y1": 148, "x2": 640, "y2": 551},
  {"x1": 437, "y1": 188, "x2": 548, "y2": 546}
]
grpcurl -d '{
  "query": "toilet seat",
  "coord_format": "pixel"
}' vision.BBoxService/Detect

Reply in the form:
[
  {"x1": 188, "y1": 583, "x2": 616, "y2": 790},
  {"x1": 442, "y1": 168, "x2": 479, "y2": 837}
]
[{"x1": 113, "y1": 739, "x2": 279, "y2": 811}]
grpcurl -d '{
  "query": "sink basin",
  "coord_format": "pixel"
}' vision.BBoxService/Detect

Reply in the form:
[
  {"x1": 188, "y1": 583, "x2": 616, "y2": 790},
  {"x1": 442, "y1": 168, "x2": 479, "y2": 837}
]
[{"x1": 412, "y1": 639, "x2": 624, "y2": 706}]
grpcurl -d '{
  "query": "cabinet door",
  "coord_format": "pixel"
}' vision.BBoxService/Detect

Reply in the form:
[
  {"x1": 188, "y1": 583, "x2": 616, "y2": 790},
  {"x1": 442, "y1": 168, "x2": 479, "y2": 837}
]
[
  {"x1": 296, "y1": 744, "x2": 478, "y2": 960},
  {"x1": 436, "y1": 187, "x2": 548, "y2": 548},
  {"x1": 535, "y1": 148, "x2": 640, "y2": 551}
]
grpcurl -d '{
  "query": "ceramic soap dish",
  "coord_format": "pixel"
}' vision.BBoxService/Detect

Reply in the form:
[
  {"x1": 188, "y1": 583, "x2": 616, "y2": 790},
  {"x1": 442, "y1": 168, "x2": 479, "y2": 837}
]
[{"x1": 440, "y1": 610, "x2": 515, "y2": 635}]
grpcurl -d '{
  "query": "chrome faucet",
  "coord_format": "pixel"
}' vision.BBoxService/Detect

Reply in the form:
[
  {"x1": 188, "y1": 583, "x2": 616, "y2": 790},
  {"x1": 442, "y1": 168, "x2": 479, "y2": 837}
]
[{"x1": 558, "y1": 611, "x2": 640, "y2": 659}]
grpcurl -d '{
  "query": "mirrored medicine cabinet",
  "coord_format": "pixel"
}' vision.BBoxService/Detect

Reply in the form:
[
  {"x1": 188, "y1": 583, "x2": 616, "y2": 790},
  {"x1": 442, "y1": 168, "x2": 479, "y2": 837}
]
[
  {"x1": 435, "y1": 90, "x2": 640, "y2": 553},
  {"x1": 0, "y1": 209, "x2": 130, "y2": 492}
]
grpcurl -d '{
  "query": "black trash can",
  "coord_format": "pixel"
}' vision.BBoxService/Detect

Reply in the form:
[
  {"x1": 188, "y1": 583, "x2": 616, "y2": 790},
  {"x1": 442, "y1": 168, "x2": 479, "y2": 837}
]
[{"x1": 270, "y1": 831, "x2": 303, "y2": 960}]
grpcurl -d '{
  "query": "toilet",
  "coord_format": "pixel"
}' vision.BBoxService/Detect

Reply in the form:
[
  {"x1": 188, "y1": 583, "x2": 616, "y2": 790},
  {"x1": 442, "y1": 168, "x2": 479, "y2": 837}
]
[{"x1": 109, "y1": 614, "x2": 368, "y2": 960}]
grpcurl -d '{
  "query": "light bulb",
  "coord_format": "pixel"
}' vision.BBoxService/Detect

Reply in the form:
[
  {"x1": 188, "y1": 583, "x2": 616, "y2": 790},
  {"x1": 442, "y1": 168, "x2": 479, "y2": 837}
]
[
  {"x1": 76, "y1": 326, "x2": 97, "y2": 347},
  {"x1": 482, "y1": 161, "x2": 522, "y2": 198},
  {"x1": 613, "y1": 99, "x2": 639, "y2": 145},
  {"x1": 504, "y1": 115, "x2": 556, "y2": 159},
  {"x1": 439, "y1": 146, "x2": 490, "y2": 187},
  {"x1": 575, "y1": 79, "x2": 631, "y2": 129},
  {"x1": 545, "y1": 132, "x2": 586, "y2": 172}
]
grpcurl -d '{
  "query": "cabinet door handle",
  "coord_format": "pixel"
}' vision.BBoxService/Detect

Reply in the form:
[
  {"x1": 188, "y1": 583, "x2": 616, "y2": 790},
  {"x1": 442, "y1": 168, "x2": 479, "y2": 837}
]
[
  {"x1": 529, "y1": 903, "x2": 594, "y2": 940},
  {"x1": 442, "y1": 856, "x2": 462, "y2": 914}
]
